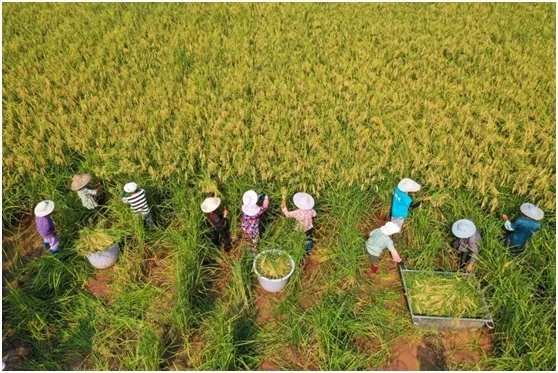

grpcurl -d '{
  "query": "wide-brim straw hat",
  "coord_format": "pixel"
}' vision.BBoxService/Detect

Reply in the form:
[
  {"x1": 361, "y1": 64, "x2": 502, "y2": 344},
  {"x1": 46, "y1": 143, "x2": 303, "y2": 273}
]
[
  {"x1": 380, "y1": 222, "x2": 401, "y2": 236},
  {"x1": 398, "y1": 178, "x2": 421, "y2": 193},
  {"x1": 242, "y1": 204, "x2": 261, "y2": 217},
  {"x1": 124, "y1": 182, "x2": 138, "y2": 193},
  {"x1": 293, "y1": 192, "x2": 315, "y2": 210},
  {"x1": 520, "y1": 203, "x2": 544, "y2": 221},
  {"x1": 34, "y1": 200, "x2": 55, "y2": 217},
  {"x1": 71, "y1": 174, "x2": 91, "y2": 191},
  {"x1": 452, "y1": 219, "x2": 477, "y2": 238},
  {"x1": 242, "y1": 190, "x2": 258, "y2": 207},
  {"x1": 201, "y1": 197, "x2": 221, "y2": 213}
]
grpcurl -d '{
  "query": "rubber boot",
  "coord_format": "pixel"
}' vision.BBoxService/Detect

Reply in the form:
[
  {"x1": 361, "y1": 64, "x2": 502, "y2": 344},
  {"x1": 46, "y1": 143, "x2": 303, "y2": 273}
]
[{"x1": 371, "y1": 264, "x2": 379, "y2": 274}]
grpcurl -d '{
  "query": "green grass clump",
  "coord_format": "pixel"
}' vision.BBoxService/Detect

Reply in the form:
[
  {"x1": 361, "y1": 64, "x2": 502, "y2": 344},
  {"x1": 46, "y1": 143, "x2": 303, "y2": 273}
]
[
  {"x1": 255, "y1": 250, "x2": 292, "y2": 279},
  {"x1": 405, "y1": 272, "x2": 486, "y2": 318}
]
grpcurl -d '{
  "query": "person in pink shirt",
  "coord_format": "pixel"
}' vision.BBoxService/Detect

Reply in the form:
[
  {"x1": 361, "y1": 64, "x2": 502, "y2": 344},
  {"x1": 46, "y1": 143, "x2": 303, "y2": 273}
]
[{"x1": 282, "y1": 192, "x2": 317, "y2": 253}]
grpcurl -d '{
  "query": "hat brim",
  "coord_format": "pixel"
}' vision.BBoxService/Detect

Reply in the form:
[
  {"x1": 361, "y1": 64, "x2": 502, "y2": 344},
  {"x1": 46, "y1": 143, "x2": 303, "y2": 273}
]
[
  {"x1": 398, "y1": 179, "x2": 421, "y2": 193},
  {"x1": 452, "y1": 220, "x2": 476, "y2": 238},
  {"x1": 201, "y1": 198, "x2": 221, "y2": 213},
  {"x1": 34, "y1": 201, "x2": 55, "y2": 217},
  {"x1": 242, "y1": 205, "x2": 260, "y2": 217},
  {"x1": 520, "y1": 203, "x2": 544, "y2": 221},
  {"x1": 293, "y1": 193, "x2": 314, "y2": 210},
  {"x1": 243, "y1": 190, "x2": 258, "y2": 207},
  {"x1": 71, "y1": 174, "x2": 91, "y2": 191}
]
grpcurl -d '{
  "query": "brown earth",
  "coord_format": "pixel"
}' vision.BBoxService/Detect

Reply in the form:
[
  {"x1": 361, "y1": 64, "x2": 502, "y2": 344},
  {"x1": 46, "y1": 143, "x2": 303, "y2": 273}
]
[{"x1": 84, "y1": 268, "x2": 115, "y2": 301}]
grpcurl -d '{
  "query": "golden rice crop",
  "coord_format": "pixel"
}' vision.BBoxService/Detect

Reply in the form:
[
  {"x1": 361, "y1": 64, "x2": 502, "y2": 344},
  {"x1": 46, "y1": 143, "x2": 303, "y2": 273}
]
[
  {"x1": 406, "y1": 272, "x2": 486, "y2": 318},
  {"x1": 2, "y1": 3, "x2": 555, "y2": 212}
]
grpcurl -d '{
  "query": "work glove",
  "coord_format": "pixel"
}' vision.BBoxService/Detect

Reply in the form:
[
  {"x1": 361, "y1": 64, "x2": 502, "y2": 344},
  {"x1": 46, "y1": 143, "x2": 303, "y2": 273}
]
[
  {"x1": 119, "y1": 191, "x2": 126, "y2": 197},
  {"x1": 411, "y1": 201, "x2": 421, "y2": 209},
  {"x1": 43, "y1": 242, "x2": 49, "y2": 248}
]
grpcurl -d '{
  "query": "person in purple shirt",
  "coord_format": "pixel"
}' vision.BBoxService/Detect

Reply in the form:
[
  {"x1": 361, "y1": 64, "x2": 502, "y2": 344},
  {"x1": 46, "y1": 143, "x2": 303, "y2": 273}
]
[{"x1": 34, "y1": 200, "x2": 62, "y2": 254}]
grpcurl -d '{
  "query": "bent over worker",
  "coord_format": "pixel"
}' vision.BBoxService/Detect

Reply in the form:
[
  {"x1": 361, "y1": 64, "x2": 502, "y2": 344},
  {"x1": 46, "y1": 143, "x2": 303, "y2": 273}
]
[
  {"x1": 391, "y1": 178, "x2": 421, "y2": 230},
  {"x1": 34, "y1": 200, "x2": 62, "y2": 254},
  {"x1": 451, "y1": 219, "x2": 480, "y2": 272},
  {"x1": 503, "y1": 203, "x2": 543, "y2": 256},
  {"x1": 121, "y1": 182, "x2": 153, "y2": 226},
  {"x1": 201, "y1": 196, "x2": 232, "y2": 253},
  {"x1": 282, "y1": 192, "x2": 317, "y2": 253},
  {"x1": 365, "y1": 222, "x2": 402, "y2": 274}
]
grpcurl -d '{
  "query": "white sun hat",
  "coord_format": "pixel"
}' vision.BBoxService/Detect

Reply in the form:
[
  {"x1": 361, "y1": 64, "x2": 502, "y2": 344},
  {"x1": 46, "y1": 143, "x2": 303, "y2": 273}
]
[
  {"x1": 242, "y1": 190, "x2": 260, "y2": 217},
  {"x1": 71, "y1": 173, "x2": 91, "y2": 191},
  {"x1": 398, "y1": 178, "x2": 421, "y2": 193},
  {"x1": 242, "y1": 190, "x2": 258, "y2": 207},
  {"x1": 380, "y1": 222, "x2": 401, "y2": 236},
  {"x1": 34, "y1": 200, "x2": 55, "y2": 217},
  {"x1": 201, "y1": 197, "x2": 221, "y2": 213},
  {"x1": 242, "y1": 204, "x2": 261, "y2": 217},
  {"x1": 124, "y1": 182, "x2": 138, "y2": 193},
  {"x1": 293, "y1": 192, "x2": 315, "y2": 210},
  {"x1": 452, "y1": 219, "x2": 477, "y2": 238},
  {"x1": 520, "y1": 203, "x2": 544, "y2": 221}
]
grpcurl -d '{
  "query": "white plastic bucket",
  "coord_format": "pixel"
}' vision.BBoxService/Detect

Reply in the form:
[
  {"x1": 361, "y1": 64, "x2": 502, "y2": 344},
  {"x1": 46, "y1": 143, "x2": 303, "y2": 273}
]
[
  {"x1": 86, "y1": 242, "x2": 120, "y2": 269},
  {"x1": 253, "y1": 249, "x2": 295, "y2": 292}
]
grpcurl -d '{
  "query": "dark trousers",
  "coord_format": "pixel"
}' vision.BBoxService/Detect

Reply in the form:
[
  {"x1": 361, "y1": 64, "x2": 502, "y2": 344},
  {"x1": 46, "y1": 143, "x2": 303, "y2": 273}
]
[
  {"x1": 459, "y1": 251, "x2": 471, "y2": 269},
  {"x1": 212, "y1": 225, "x2": 232, "y2": 252},
  {"x1": 505, "y1": 237, "x2": 525, "y2": 256},
  {"x1": 305, "y1": 228, "x2": 314, "y2": 252}
]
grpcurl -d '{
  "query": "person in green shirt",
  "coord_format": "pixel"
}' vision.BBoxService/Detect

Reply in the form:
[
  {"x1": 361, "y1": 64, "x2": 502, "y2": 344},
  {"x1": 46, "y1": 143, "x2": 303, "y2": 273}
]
[{"x1": 366, "y1": 222, "x2": 402, "y2": 274}]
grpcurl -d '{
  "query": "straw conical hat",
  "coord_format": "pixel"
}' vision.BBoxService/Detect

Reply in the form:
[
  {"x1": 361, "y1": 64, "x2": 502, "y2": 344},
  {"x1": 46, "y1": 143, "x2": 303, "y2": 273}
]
[{"x1": 71, "y1": 174, "x2": 91, "y2": 191}]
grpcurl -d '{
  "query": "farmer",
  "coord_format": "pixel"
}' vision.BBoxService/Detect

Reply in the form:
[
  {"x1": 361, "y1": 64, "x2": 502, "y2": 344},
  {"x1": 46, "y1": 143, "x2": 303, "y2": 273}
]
[
  {"x1": 365, "y1": 222, "x2": 402, "y2": 274},
  {"x1": 71, "y1": 173, "x2": 104, "y2": 211},
  {"x1": 121, "y1": 182, "x2": 153, "y2": 226},
  {"x1": 451, "y1": 219, "x2": 481, "y2": 272},
  {"x1": 241, "y1": 190, "x2": 269, "y2": 254},
  {"x1": 391, "y1": 178, "x2": 421, "y2": 230},
  {"x1": 503, "y1": 203, "x2": 544, "y2": 256},
  {"x1": 201, "y1": 195, "x2": 232, "y2": 253},
  {"x1": 281, "y1": 192, "x2": 317, "y2": 253},
  {"x1": 34, "y1": 200, "x2": 62, "y2": 254}
]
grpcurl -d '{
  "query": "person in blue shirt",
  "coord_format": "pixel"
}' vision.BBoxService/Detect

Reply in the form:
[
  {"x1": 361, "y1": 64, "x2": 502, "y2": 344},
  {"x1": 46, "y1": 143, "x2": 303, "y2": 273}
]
[
  {"x1": 503, "y1": 203, "x2": 544, "y2": 256},
  {"x1": 391, "y1": 178, "x2": 421, "y2": 230}
]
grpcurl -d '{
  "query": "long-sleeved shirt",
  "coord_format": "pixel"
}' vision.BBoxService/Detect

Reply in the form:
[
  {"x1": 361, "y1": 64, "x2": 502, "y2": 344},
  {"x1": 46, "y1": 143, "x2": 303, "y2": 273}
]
[
  {"x1": 77, "y1": 186, "x2": 98, "y2": 210},
  {"x1": 452, "y1": 231, "x2": 481, "y2": 264},
  {"x1": 241, "y1": 197, "x2": 269, "y2": 239},
  {"x1": 391, "y1": 187, "x2": 413, "y2": 219},
  {"x1": 282, "y1": 208, "x2": 316, "y2": 232},
  {"x1": 35, "y1": 216, "x2": 56, "y2": 239},
  {"x1": 122, "y1": 189, "x2": 150, "y2": 213},
  {"x1": 505, "y1": 217, "x2": 541, "y2": 249},
  {"x1": 366, "y1": 228, "x2": 396, "y2": 257},
  {"x1": 207, "y1": 211, "x2": 227, "y2": 231}
]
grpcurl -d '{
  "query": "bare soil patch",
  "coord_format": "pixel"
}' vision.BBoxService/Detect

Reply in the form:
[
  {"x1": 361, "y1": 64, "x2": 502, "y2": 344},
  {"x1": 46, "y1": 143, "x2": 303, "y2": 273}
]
[{"x1": 84, "y1": 268, "x2": 114, "y2": 301}]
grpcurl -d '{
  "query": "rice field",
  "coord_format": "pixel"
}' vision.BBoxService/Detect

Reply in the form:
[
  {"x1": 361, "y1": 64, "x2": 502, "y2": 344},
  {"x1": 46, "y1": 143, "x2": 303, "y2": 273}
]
[{"x1": 2, "y1": 3, "x2": 556, "y2": 371}]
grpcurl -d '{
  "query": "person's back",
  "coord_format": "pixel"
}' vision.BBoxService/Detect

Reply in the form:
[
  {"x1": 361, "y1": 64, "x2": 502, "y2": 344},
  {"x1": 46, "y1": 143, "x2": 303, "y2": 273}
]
[
  {"x1": 391, "y1": 187, "x2": 412, "y2": 219},
  {"x1": 126, "y1": 188, "x2": 150, "y2": 213},
  {"x1": 366, "y1": 228, "x2": 394, "y2": 256},
  {"x1": 508, "y1": 217, "x2": 540, "y2": 249}
]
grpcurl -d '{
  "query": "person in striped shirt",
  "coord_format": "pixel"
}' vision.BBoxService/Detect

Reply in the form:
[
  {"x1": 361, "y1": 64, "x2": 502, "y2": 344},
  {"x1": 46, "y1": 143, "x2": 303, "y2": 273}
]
[
  {"x1": 365, "y1": 222, "x2": 402, "y2": 274},
  {"x1": 121, "y1": 182, "x2": 153, "y2": 226}
]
